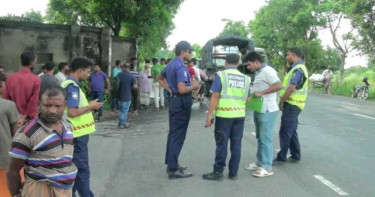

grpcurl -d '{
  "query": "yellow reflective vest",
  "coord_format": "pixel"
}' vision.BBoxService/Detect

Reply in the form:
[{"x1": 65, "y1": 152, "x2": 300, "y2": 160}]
[
  {"x1": 215, "y1": 69, "x2": 251, "y2": 118},
  {"x1": 280, "y1": 64, "x2": 309, "y2": 110},
  {"x1": 61, "y1": 79, "x2": 96, "y2": 138}
]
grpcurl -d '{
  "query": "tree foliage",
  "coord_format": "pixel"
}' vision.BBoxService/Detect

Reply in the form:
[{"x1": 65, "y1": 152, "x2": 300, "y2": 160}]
[
  {"x1": 347, "y1": 0, "x2": 375, "y2": 61},
  {"x1": 319, "y1": 0, "x2": 355, "y2": 85},
  {"x1": 249, "y1": 0, "x2": 325, "y2": 73},
  {"x1": 192, "y1": 43, "x2": 202, "y2": 59},
  {"x1": 220, "y1": 20, "x2": 249, "y2": 37},
  {"x1": 0, "y1": 9, "x2": 44, "y2": 23},
  {"x1": 46, "y1": 0, "x2": 183, "y2": 59}
]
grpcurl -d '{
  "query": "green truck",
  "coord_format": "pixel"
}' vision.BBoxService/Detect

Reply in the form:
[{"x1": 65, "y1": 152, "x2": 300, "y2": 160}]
[{"x1": 200, "y1": 35, "x2": 267, "y2": 95}]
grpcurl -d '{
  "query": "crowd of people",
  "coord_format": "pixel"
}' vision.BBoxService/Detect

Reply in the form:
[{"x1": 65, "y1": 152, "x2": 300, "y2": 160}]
[{"x1": 0, "y1": 41, "x2": 309, "y2": 196}]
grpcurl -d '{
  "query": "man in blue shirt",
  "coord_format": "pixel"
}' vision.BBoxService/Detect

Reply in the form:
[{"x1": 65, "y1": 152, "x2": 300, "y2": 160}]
[
  {"x1": 117, "y1": 63, "x2": 137, "y2": 129},
  {"x1": 274, "y1": 47, "x2": 307, "y2": 164},
  {"x1": 202, "y1": 54, "x2": 251, "y2": 181},
  {"x1": 63, "y1": 57, "x2": 103, "y2": 197},
  {"x1": 89, "y1": 64, "x2": 110, "y2": 122},
  {"x1": 157, "y1": 41, "x2": 200, "y2": 179}
]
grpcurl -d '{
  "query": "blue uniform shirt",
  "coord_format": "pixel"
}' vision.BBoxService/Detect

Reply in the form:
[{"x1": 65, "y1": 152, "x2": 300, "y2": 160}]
[
  {"x1": 65, "y1": 76, "x2": 81, "y2": 108},
  {"x1": 210, "y1": 67, "x2": 251, "y2": 97},
  {"x1": 289, "y1": 60, "x2": 306, "y2": 90},
  {"x1": 161, "y1": 57, "x2": 191, "y2": 93}
]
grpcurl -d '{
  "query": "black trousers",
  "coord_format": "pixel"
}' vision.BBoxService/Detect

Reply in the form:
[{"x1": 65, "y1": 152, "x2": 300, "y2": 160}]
[
  {"x1": 165, "y1": 95, "x2": 192, "y2": 171},
  {"x1": 131, "y1": 89, "x2": 138, "y2": 111}
]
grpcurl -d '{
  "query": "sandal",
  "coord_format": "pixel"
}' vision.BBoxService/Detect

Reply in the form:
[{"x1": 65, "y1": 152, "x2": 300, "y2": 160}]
[
  {"x1": 245, "y1": 162, "x2": 260, "y2": 170},
  {"x1": 252, "y1": 167, "x2": 274, "y2": 178}
]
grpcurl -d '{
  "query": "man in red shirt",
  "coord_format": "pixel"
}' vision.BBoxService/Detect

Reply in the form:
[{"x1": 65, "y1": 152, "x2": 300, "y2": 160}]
[
  {"x1": 2, "y1": 52, "x2": 41, "y2": 125},
  {"x1": 187, "y1": 60, "x2": 196, "y2": 80}
]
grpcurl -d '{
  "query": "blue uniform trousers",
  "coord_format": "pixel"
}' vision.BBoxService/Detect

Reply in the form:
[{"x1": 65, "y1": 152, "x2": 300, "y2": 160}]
[
  {"x1": 90, "y1": 91, "x2": 104, "y2": 117},
  {"x1": 72, "y1": 135, "x2": 94, "y2": 197},
  {"x1": 276, "y1": 102, "x2": 302, "y2": 161},
  {"x1": 165, "y1": 95, "x2": 192, "y2": 171},
  {"x1": 213, "y1": 117, "x2": 245, "y2": 176}
]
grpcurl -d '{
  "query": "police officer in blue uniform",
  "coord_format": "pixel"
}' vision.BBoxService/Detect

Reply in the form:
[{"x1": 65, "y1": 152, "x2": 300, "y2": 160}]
[{"x1": 157, "y1": 41, "x2": 200, "y2": 179}]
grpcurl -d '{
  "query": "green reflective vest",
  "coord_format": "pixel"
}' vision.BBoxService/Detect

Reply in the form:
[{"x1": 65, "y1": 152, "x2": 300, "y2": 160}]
[
  {"x1": 61, "y1": 79, "x2": 96, "y2": 138},
  {"x1": 280, "y1": 64, "x2": 309, "y2": 110},
  {"x1": 215, "y1": 69, "x2": 251, "y2": 118}
]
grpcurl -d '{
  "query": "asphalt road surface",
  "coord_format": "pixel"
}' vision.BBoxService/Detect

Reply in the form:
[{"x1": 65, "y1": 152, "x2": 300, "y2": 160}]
[{"x1": 88, "y1": 93, "x2": 375, "y2": 197}]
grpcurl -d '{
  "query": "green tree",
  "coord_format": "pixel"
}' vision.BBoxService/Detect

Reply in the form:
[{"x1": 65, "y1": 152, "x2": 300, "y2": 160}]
[
  {"x1": 46, "y1": 0, "x2": 183, "y2": 59},
  {"x1": 347, "y1": 0, "x2": 375, "y2": 61},
  {"x1": 249, "y1": 0, "x2": 325, "y2": 74},
  {"x1": 220, "y1": 20, "x2": 249, "y2": 37},
  {"x1": 319, "y1": 0, "x2": 355, "y2": 85},
  {"x1": 0, "y1": 9, "x2": 44, "y2": 23},
  {"x1": 155, "y1": 48, "x2": 174, "y2": 59},
  {"x1": 192, "y1": 43, "x2": 202, "y2": 59}
]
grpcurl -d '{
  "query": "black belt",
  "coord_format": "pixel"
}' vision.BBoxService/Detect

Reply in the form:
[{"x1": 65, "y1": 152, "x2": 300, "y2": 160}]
[{"x1": 172, "y1": 92, "x2": 191, "y2": 97}]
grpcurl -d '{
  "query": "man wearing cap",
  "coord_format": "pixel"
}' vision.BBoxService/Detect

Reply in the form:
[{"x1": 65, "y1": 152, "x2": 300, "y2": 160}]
[
  {"x1": 202, "y1": 54, "x2": 251, "y2": 181},
  {"x1": 157, "y1": 41, "x2": 200, "y2": 179}
]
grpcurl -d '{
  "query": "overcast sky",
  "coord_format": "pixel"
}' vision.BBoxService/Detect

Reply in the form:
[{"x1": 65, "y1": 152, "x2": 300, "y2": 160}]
[{"x1": 0, "y1": 0, "x2": 367, "y2": 68}]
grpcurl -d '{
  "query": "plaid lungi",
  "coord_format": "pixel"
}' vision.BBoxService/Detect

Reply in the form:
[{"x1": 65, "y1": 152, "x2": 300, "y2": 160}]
[{"x1": 22, "y1": 179, "x2": 72, "y2": 197}]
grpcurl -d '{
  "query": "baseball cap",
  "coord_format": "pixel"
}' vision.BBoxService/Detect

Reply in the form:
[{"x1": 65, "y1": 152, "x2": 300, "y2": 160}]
[{"x1": 175, "y1": 41, "x2": 194, "y2": 52}]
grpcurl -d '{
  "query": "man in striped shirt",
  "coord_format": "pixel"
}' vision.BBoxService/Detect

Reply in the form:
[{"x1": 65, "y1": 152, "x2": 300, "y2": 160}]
[
  {"x1": 129, "y1": 57, "x2": 140, "y2": 115},
  {"x1": 7, "y1": 86, "x2": 77, "y2": 197}
]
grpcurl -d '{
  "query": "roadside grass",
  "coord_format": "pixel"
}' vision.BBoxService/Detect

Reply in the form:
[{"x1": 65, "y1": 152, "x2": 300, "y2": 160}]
[{"x1": 331, "y1": 70, "x2": 375, "y2": 100}]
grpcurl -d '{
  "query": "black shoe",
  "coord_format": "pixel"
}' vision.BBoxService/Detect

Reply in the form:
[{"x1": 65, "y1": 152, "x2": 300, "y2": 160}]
[
  {"x1": 228, "y1": 174, "x2": 237, "y2": 180},
  {"x1": 287, "y1": 157, "x2": 300, "y2": 163},
  {"x1": 166, "y1": 165, "x2": 188, "y2": 173},
  {"x1": 168, "y1": 170, "x2": 193, "y2": 179},
  {"x1": 272, "y1": 158, "x2": 286, "y2": 165},
  {"x1": 202, "y1": 172, "x2": 223, "y2": 181}
]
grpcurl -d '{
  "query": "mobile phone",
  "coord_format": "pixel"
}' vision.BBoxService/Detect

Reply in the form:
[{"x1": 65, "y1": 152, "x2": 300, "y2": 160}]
[{"x1": 205, "y1": 118, "x2": 215, "y2": 128}]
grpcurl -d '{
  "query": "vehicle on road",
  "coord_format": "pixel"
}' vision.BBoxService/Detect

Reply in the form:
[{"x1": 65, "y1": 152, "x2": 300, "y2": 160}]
[
  {"x1": 351, "y1": 77, "x2": 370, "y2": 100},
  {"x1": 200, "y1": 35, "x2": 267, "y2": 96}
]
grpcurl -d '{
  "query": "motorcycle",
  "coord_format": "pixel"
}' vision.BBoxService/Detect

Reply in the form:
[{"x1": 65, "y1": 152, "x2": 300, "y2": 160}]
[{"x1": 351, "y1": 77, "x2": 370, "y2": 100}]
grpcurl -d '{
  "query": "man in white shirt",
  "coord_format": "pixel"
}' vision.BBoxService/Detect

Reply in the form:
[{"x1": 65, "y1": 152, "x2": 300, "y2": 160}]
[
  {"x1": 244, "y1": 52, "x2": 282, "y2": 178},
  {"x1": 55, "y1": 62, "x2": 69, "y2": 84},
  {"x1": 322, "y1": 66, "x2": 333, "y2": 94},
  {"x1": 188, "y1": 58, "x2": 206, "y2": 101}
]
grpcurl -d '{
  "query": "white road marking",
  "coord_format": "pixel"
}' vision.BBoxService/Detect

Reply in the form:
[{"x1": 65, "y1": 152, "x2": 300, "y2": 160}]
[
  {"x1": 314, "y1": 175, "x2": 349, "y2": 196},
  {"x1": 340, "y1": 102, "x2": 360, "y2": 107},
  {"x1": 251, "y1": 132, "x2": 255, "y2": 136},
  {"x1": 354, "y1": 113, "x2": 375, "y2": 120}
]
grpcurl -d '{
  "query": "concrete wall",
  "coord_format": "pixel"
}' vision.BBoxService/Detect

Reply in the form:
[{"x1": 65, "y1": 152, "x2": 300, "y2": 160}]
[
  {"x1": 0, "y1": 21, "x2": 71, "y2": 73},
  {"x1": 0, "y1": 20, "x2": 137, "y2": 75},
  {"x1": 111, "y1": 36, "x2": 137, "y2": 71}
]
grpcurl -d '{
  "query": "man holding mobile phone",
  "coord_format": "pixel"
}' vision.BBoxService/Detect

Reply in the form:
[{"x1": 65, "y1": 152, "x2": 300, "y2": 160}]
[
  {"x1": 62, "y1": 57, "x2": 103, "y2": 197},
  {"x1": 203, "y1": 54, "x2": 251, "y2": 181}
]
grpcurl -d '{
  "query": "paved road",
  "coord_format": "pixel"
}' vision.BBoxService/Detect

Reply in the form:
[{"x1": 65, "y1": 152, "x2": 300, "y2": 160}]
[{"x1": 88, "y1": 93, "x2": 375, "y2": 197}]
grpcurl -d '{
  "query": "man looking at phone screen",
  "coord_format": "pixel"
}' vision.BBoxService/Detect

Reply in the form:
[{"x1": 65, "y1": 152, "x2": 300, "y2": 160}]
[{"x1": 61, "y1": 57, "x2": 103, "y2": 196}]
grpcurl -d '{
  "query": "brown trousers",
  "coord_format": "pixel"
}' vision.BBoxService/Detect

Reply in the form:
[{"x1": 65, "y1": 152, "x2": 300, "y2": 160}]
[{"x1": 22, "y1": 179, "x2": 72, "y2": 197}]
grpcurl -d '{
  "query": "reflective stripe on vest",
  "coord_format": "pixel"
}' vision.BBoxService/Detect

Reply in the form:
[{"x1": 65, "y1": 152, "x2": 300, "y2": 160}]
[
  {"x1": 215, "y1": 69, "x2": 251, "y2": 118},
  {"x1": 280, "y1": 64, "x2": 309, "y2": 110},
  {"x1": 61, "y1": 79, "x2": 96, "y2": 138}
]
